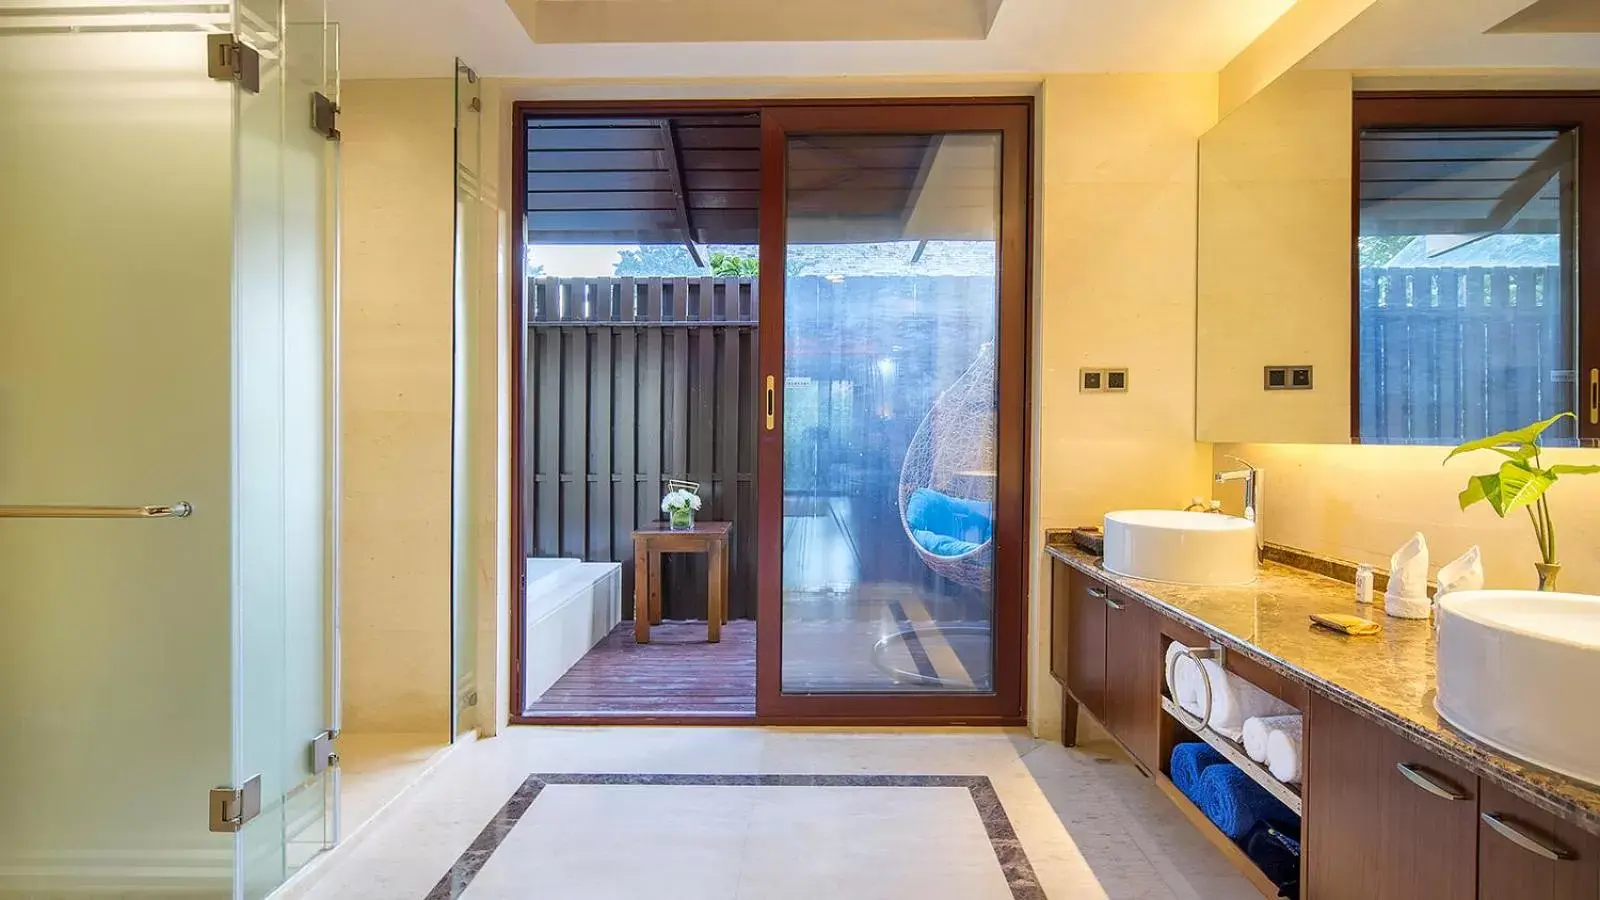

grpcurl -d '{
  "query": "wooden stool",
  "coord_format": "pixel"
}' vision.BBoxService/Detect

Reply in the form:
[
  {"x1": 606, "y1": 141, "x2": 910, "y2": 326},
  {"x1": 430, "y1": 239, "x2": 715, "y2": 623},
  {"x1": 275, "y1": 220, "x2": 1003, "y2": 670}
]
[{"x1": 630, "y1": 521, "x2": 732, "y2": 644}]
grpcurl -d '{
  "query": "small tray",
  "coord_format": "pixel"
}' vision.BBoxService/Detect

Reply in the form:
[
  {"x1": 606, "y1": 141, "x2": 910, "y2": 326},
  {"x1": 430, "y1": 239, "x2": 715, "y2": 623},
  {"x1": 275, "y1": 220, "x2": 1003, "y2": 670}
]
[{"x1": 1070, "y1": 527, "x2": 1103, "y2": 555}]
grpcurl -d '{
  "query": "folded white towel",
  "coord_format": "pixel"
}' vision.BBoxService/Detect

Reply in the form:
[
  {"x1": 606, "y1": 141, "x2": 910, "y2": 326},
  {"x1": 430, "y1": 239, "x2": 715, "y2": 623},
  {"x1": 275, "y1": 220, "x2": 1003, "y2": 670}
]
[
  {"x1": 1242, "y1": 714, "x2": 1301, "y2": 764},
  {"x1": 1436, "y1": 545, "x2": 1484, "y2": 602},
  {"x1": 1265, "y1": 718, "x2": 1305, "y2": 784},
  {"x1": 1202, "y1": 659, "x2": 1296, "y2": 741},
  {"x1": 1164, "y1": 641, "x2": 1203, "y2": 711},
  {"x1": 1385, "y1": 532, "x2": 1432, "y2": 620}
]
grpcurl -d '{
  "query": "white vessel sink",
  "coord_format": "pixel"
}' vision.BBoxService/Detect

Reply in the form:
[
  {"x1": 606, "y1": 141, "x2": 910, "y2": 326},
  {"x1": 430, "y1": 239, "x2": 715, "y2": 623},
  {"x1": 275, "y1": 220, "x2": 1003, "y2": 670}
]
[
  {"x1": 1436, "y1": 590, "x2": 1600, "y2": 786},
  {"x1": 1101, "y1": 509, "x2": 1257, "y2": 586}
]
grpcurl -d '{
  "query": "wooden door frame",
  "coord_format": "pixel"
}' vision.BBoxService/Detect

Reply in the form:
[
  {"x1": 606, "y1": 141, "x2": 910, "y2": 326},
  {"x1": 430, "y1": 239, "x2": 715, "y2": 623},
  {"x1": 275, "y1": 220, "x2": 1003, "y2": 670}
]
[
  {"x1": 755, "y1": 100, "x2": 1033, "y2": 724},
  {"x1": 507, "y1": 98, "x2": 1033, "y2": 726}
]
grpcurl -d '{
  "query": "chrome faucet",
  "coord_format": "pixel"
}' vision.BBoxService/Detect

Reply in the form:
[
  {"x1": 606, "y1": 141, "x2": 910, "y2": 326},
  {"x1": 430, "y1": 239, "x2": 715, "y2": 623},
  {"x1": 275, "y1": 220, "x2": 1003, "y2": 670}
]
[{"x1": 1215, "y1": 455, "x2": 1264, "y2": 562}]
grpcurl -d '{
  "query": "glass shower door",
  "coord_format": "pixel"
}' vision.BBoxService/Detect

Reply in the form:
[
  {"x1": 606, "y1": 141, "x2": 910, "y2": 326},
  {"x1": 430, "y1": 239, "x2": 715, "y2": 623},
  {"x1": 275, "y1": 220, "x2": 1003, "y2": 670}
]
[
  {"x1": 0, "y1": 3, "x2": 337, "y2": 896},
  {"x1": 756, "y1": 104, "x2": 1029, "y2": 720},
  {"x1": 0, "y1": 7, "x2": 240, "y2": 896}
]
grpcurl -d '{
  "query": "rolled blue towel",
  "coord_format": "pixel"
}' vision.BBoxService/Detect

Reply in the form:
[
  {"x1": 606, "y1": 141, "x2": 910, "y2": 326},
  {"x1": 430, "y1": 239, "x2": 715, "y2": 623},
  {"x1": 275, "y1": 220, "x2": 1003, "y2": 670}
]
[
  {"x1": 1170, "y1": 742, "x2": 1227, "y2": 798},
  {"x1": 1196, "y1": 764, "x2": 1298, "y2": 841}
]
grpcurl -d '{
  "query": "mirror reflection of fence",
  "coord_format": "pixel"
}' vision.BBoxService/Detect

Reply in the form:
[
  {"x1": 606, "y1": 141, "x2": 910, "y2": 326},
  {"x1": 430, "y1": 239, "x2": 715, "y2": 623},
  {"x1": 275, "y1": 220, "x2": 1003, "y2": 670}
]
[{"x1": 1197, "y1": 75, "x2": 1600, "y2": 447}]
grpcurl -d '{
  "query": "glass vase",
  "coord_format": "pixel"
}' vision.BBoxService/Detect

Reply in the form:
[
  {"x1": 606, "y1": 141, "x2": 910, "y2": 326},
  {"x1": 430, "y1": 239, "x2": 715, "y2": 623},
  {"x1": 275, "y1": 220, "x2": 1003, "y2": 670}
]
[{"x1": 669, "y1": 508, "x2": 694, "y2": 531}]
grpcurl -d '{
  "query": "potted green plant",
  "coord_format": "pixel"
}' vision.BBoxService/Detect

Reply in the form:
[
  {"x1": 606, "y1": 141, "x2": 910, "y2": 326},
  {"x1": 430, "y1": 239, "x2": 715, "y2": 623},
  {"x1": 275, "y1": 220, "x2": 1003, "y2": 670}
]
[{"x1": 1446, "y1": 411, "x2": 1600, "y2": 590}]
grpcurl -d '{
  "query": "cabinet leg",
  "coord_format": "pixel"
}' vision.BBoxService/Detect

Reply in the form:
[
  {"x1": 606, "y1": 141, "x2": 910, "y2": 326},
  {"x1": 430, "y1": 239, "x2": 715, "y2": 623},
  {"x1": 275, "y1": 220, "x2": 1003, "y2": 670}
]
[{"x1": 1061, "y1": 692, "x2": 1080, "y2": 747}]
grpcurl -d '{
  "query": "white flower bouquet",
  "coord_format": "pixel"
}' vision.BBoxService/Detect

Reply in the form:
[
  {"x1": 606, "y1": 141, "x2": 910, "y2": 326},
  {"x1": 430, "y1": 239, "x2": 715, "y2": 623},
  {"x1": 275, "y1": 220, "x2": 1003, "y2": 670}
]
[{"x1": 662, "y1": 488, "x2": 702, "y2": 529}]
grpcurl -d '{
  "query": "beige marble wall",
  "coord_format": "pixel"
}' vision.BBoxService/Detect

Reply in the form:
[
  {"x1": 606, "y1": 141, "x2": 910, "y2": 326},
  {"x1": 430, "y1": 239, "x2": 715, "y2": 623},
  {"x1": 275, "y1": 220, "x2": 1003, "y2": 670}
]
[
  {"x1": 1214, "y1": 442, "x2": 1600, "y2": 595},
  {"x1": 1030, "y1": 74, "x2": 1218, "y2": 737},
  {"x1": 340, "y1": 78, "x2": 456, "y2": 736},
  {"x1": 1196, "y1": 68, "x2": 1353, "y2": 444}
]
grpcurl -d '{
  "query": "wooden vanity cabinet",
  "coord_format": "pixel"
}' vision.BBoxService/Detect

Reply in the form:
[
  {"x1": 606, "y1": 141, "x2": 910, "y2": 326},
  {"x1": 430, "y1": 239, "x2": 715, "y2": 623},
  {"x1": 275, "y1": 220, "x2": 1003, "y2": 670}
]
[
  {"x1": 1055, "y1": 561, "x2": 1107, "y2": 721},
  {"x1": 1477, "y1": 781, "x2": 1600, "y2": 899},
  {"x1": 1306, "y1": 692, "x2": 1479, "y2": 900},
  {"x1": 1050, "y1": 561, "x2": 1158, "y2": 769},
  {"x1": 1102, "y1": 588, "x2": 1160, "y2": 768}
]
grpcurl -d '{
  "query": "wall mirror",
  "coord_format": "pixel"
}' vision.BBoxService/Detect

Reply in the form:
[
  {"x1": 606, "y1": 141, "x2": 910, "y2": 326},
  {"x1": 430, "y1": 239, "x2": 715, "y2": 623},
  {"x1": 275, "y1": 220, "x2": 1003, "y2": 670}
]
[{"x1": 1196, "y1": 0, "x2": 1600, "y2": 446}]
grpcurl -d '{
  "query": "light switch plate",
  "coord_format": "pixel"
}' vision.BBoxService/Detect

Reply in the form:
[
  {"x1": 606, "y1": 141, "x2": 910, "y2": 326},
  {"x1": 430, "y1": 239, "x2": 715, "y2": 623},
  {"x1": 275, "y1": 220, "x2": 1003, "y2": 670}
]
[
  {"x1": 1264, "y1": 365, "x2": 1313, "y2": 391},
  {"x1": 1080, "y1": 368, "x2": 1104, "y2": 392}
]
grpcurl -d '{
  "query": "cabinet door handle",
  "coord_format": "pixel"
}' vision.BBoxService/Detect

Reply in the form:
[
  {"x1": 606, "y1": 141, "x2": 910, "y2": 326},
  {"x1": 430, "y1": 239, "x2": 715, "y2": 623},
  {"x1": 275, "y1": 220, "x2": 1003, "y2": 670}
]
[
  {"x1": 1395, "y1": 763, "x2": 1468, "y2": 801},
  {"x1": 1104, "y1": 594, "x2": 1124, "y2": 610},
  {"x1": 1481, "y1": 813, "x2": 1574, "y2": 861},
  {"x1": 1086, "y1": 587, "x2": 1108, "y2": 599}
]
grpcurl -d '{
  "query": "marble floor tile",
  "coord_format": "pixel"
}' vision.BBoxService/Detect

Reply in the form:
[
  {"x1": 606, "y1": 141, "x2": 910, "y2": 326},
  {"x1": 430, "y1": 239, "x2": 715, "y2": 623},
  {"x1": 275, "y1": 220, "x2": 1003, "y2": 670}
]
[{"x1": 292, "y1": 727, "x2": 1261, "y2": 900}]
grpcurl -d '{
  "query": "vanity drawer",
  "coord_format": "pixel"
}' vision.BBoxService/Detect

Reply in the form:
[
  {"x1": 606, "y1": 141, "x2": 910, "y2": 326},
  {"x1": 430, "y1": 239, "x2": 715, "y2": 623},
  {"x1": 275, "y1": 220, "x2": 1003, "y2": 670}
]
[
  {"x1": 1478, "y1": 780, "x2": 1600, "y2": 899},
  {"x1": 1306, "y1": 691, "x2": 1478, "y2": 900}
]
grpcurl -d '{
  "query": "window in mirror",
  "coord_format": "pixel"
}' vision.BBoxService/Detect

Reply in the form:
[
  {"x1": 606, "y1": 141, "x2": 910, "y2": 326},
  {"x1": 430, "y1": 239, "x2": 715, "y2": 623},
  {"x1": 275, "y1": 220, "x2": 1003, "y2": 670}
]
[{"x1": 1353, "y1": 95, "x2": 1600, "y2": 447}]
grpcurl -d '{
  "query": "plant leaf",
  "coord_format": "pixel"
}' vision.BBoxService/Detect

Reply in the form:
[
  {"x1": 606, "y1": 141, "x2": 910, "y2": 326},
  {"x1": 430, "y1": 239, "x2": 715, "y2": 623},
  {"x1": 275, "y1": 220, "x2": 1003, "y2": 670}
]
[
  {"x1": 1482, "y1": 460, "x2": 1555, "y2": 517},
  {"x1": 1458, "y1": 475, "x2": 1492, "y2": 511},
  {"x1": 1444, "y1": 412, "x2": 1576, "y2": 462},
  {"x1": 1548, "y1": 464, "x2": 1600, "y2": 477}
]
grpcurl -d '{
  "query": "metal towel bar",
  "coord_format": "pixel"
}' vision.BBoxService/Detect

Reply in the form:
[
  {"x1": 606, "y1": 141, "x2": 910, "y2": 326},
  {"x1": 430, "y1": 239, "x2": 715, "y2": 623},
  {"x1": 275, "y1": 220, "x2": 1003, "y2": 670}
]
[{"x1": 0, "y1": 502, "x2": 192, "y2": 519}]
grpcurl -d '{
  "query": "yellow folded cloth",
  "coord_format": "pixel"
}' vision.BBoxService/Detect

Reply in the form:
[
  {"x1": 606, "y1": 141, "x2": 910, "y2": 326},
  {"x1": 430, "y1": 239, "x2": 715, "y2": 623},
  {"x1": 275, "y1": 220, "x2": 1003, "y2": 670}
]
[{"x1": 1309, "y1": 613, "x2": 1381, "y2": 636}]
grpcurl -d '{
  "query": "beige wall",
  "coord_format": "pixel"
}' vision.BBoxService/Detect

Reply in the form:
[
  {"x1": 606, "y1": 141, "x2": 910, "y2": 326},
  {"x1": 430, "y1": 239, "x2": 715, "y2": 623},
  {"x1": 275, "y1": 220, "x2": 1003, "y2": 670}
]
[
  {"x1": 1214, "y1": 443, "x2": 1600, "y2": 594},
  {"x1": 340, "y1": 78, "x2": 456, "y2": 736},
  {"x1": 1031, "y1": 74, "x2": 1217, "y2": 737},
  {"x1": 1196, "y1": 68, "x2": 1352, "y2": 444}
]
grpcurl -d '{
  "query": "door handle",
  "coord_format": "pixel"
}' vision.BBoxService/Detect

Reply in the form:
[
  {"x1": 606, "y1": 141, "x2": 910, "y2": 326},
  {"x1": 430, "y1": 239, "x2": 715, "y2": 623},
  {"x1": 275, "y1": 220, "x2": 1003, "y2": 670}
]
[
  {"x1": 765, "y1": 375, "x2": 776, "y2": 431},
  {"x1": 1395, "y1": 763, "x2": 1467, "y2": 801},
  {"x1": 1589, "y1": 368, "x2": 1598, "y2": 426},
  {"x1": 0, "y1": 502, "x2": 192, "y2": 519},
  {"x1": 1481, "y1": 813, "x2": 1575, "y2": 861}
]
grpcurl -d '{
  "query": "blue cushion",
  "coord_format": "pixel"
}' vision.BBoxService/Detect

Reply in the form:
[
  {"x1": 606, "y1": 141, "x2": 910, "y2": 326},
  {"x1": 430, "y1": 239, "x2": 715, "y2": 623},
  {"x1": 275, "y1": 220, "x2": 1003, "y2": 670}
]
[{"x1": 905, "y1": 488, "x2": 993, "y2": 558}]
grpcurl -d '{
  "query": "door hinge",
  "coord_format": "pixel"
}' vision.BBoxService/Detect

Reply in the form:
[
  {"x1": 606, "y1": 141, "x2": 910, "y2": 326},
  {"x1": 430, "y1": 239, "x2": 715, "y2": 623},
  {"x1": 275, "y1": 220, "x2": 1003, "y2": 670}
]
[
  {"x1": 311, "y1": 730, "x2": 340, "y2": 775},
  {"x1": 207, "y1": 34, "x2": 260, "y2": 94},
  {"x1": 311, "y1": 92, "x2": 341, "y2": 141},
  {"x1": 209, "y1": 774, "x2": 262, "y2": 833}
]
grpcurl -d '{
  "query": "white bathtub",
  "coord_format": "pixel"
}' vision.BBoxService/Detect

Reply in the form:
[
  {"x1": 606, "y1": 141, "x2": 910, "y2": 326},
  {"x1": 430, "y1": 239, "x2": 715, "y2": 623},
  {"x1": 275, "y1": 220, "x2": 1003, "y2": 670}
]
[{"x1": 523, "y1": 557, "x2": 622, "y2": 703}]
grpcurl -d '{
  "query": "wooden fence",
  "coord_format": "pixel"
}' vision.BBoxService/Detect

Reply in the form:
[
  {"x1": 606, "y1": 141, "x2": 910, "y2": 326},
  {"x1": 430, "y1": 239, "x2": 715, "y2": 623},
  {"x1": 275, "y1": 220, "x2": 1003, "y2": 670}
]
[
  {"x1": 525, "y1": 276, "x2": 759, "y2": 619},
  {"x1": 1358, "y1": 266, "x2": 1570, "y2": 444}
]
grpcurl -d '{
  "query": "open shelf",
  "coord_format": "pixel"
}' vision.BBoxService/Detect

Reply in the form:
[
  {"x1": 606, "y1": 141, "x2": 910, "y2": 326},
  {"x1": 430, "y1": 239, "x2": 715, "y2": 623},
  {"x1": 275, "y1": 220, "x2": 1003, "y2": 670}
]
[{"x1": 1161, "y1": 696, "x2": 1303, "y2": 816}]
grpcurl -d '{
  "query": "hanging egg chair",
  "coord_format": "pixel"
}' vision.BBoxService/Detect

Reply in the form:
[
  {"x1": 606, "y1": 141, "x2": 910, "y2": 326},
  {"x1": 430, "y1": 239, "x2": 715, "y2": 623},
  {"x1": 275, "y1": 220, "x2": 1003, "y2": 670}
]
[
  {"x1": 896, "y1": 342, "x2": 997, "y2": 591},
  {"x1": 872, "y1": 342, "x2": 999, "y2": 689}
]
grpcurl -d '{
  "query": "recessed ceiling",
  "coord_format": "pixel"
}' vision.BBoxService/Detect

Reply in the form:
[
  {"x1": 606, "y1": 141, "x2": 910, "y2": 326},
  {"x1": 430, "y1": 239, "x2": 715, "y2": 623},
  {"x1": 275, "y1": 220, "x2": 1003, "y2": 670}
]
[
  {"x1": 512, "y1": 0, "x2": 1005, "y2": 44},
  {"x1": 1302, "y1": 0, "x2": 1600, "y2": 69},
  {"x1": 326, "y1": 0, "x2": 1298, "y2": 79},
  {"x1": 1490, "y1": 0, "x2": 1600, "y2": 34}
]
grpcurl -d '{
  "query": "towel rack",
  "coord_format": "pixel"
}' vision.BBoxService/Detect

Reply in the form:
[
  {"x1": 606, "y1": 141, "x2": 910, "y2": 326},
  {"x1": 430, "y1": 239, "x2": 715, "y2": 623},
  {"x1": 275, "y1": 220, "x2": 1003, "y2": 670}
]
[
  {"x1": 1165, "y1": 643, "x2": 1227, "y2": 732},
  {"x1": 0, "y1": 502, "x2": 193, "y2": 519}
]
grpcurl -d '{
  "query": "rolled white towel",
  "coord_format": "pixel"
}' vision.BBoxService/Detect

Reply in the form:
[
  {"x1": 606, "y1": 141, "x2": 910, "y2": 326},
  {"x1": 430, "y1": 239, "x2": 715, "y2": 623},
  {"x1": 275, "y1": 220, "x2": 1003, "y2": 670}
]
[
  {"x1": 1202, "y1": 659, "x2": 1296, "y2": 741},
  {"x1": 1265, "y1": 718, "x2": 1305, "y2": 784},
  {"x1": 1243, "y1": 714, "x2": 1301, "y2": 764},
  {"x1": 1165, "y1": 642, "x2": 1203, "y2": 711}
]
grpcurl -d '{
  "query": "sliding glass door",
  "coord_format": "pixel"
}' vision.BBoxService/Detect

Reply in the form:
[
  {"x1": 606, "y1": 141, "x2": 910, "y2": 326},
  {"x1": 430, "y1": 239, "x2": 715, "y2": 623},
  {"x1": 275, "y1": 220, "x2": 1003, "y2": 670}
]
[{"x1": 756, "y1": 103, "x2": 1029, "y2": 721}]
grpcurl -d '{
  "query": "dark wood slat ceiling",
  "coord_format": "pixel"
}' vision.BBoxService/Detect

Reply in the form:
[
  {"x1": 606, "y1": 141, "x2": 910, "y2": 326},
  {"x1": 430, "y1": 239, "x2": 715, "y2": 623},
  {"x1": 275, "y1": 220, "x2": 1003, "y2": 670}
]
[
  {"x1": 1359, "y1": 128, "x2": 1570, "y2": 237},
  {"x1": 523, "y1": 117, "x2": 987, "y2": 246},
  {"x1": 525, "y1": 114, "x2": 763, "y2": 245}
]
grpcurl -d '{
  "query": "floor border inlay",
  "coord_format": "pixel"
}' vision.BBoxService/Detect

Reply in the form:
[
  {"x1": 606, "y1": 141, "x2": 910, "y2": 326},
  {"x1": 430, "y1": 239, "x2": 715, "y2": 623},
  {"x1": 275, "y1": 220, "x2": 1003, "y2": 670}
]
[{"x1": 424, "y1": 773, "x2": 1046, "y2": 899}]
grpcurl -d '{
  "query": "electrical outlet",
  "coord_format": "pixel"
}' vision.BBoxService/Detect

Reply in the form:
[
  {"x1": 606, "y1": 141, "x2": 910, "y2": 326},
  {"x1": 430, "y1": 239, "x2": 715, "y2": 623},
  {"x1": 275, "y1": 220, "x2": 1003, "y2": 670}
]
[
  {"x1": 1264, "y1": 365, "x2": 1314, "y2": 391},
  {"x1": 1105, "y1": 368, "x2": 1128, "y2": 392}
]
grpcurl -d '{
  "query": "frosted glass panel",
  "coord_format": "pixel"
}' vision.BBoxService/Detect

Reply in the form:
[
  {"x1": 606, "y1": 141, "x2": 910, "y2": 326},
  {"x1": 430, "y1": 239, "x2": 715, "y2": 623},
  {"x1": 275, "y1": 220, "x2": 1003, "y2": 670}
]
[
  {"x1": 451, "y1": 60, "x2": 481, "y2": 736},
  {"x1": 0, "y1": 18, "x2": 237, "y2": 898}
]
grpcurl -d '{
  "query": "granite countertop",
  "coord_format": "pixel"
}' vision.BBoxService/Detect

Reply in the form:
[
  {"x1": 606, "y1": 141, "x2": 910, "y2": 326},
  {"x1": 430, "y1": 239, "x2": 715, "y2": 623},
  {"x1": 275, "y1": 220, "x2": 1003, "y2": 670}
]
[{"x1": 1044, "y1": 538, "x2": 1600, "y2": 836}]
